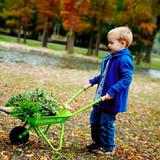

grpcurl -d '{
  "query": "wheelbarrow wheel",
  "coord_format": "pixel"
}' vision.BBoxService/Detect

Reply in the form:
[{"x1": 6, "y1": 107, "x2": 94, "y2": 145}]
[{"x1": 9, "y1": 126, "x2": 29, "y2": 145}]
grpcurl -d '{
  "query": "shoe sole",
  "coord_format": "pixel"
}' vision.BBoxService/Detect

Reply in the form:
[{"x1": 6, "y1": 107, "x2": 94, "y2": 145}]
[{"x1": 93, "y1": 149, "x2": 115, "y2": 156}]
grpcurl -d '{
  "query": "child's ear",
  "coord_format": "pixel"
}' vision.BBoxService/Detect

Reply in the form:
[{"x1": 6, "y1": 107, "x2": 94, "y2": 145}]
[{"x1": 121, "y1": 41, "x2": 127, "y2": 47}]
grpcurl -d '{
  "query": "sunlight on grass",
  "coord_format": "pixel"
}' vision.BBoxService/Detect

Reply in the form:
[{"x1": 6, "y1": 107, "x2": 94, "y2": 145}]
[
  {"x1": 151, "y1": 53, "x2": 160, "y2": 58},
  {"x1": 47, "y1": 44, "x2": 65, "y2": 51},
  {"x1": 74, "y1": 47, "x2": 87, "y2": 55},
  {"x1": 25, "y1": 41, "x2": 40, "y2": 47},
  {"x1": 0, "y1": 36, "x2": 16, "y2": 43},
  {"x1": 134, "y1": 60, "x2": 160, "y2": 70}
]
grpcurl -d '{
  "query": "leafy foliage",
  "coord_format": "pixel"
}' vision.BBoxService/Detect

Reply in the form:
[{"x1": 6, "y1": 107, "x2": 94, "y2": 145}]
[
  {"x1": 5, "y1": 88, "x2": 61, "y2": 118},
  {"x1": 5, "y1": 0, "x2": 34, "y2": 28},
  {"x1": 61, "y1": 0, "x2": 91, "y2": 32},
  {"x1": 36, "y1": 0, "x2": 60, "y2": 31}
]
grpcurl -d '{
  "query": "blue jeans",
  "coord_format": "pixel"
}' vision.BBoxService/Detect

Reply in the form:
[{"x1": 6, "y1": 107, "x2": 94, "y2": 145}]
[{"x1": 90, "y1": 105, "x2": 117, "y2": 151}]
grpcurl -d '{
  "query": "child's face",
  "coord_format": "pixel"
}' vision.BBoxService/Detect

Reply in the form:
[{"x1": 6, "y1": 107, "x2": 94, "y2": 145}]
[{"x1": 108, "y1": 34, "x2": 125, "y2": 54}]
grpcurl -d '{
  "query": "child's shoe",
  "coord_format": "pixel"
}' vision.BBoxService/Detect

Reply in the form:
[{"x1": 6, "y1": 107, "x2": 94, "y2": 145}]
[
  {"x1": 86, "y1": 142, "x2": 100, "y2": 150},
  {"x1": 93, "y1": 147, "x2": 115, "y2": 156}
]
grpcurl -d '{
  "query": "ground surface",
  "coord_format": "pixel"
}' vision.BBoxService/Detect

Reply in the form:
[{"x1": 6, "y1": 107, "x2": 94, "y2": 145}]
[{"x1": 0, "y1": 62, "x2": 160, "y2": 160}]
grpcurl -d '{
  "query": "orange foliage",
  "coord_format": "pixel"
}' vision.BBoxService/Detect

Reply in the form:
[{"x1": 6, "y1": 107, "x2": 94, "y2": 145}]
[
  {"x1": 6, "y1": 20, "x2": 19, "y2": 28},
  {"x1": 116, "y1": 0, "x2": 157, "y2": 44},
  {"x1": 36, "y1": 0, "x2": 60, "y2": 31},
  {"x1": 139, "y1": 22, "x2": 157, "y2": 35},
  {"x1": 61, "y1": 0, "x2": 91, "y2": 32},
  {"x1": 36, "y1": 23, "x2": 53, "y2": 31},
  {"x1": 133, "y1": 33, "x2": 151, "y2": 45},
  {"x1": 5, "y1": 0, "x2": 35, "y2": 28}
]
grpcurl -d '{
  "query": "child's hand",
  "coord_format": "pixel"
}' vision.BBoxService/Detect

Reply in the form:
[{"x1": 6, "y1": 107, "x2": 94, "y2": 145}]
[
  {"x1": 64, "y1": 104, "x2": 72, "y2": 110},
  {"x1": 83, "y1": 83, "x2": 92, "y2": 91},
  {"x1": 101, "y1": 94, "x2": 113, "y2": 101}
]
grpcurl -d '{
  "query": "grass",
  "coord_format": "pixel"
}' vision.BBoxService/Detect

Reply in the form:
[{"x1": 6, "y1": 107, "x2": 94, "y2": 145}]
[
  {"x1": 47, "y1": 44, "x2": 66, "y2": 51},
  {"x1": 0, "y1": 35, "x2": 17, "y2": 43},
  {"x1": 151, "y1": 53, "x2": 160, "y2": 58},
  {"x1": 0, "y1": 35, "x2": 109, "y2": 58},
  {"x1": 134, "y1": 59, "x2": 160, "y2": 70},
  {"x1": 0, "y1": 35, "x2": 160, "y2": 70}
]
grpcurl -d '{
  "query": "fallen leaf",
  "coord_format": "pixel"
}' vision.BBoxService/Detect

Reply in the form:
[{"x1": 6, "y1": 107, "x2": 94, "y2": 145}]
[{"x1": 26, "y1": 153, "x2": 34, "y2": 157}]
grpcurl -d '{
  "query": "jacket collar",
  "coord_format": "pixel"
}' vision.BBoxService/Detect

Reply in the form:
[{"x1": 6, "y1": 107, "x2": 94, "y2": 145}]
[
  {"x1": 103, "y1": 48, "x2": 132, "y2": 60},
  {"x1": 112, "y1": 48, "x2": 131, "y2": 57}
]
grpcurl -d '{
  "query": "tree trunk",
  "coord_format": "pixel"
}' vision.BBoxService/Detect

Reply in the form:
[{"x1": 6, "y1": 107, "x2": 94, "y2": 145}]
[
  {"x1": 22, "y1": 0, "x2": 28, "y2": 44},
  {"x1": 43, "y1": 33, "x2": 48, "y2": 47},
  {"x1": 143, "y1": 34, "x2": 155, "y2": 63},
  {"x1": 17, "y1": 20, "x2": 22, "y2": 43},
  {"x1": 53, "y1": 21, "x2": 60, "y2": 36},
  {"x1": 143, "y1": 16, "x2": 160, "y2": 63},
  {"x1": 90, "y1": 40, "x2": 94, "y2": 55},
  {"x1": 143, "y1": 43, "x2": 153, "y2": 63},
  {"x1": 41, "y1": 3, "x2": 50, "y2": 47},
  {"x1": 23, "y1": 25, "x2": 27, "y2": 44},
  {"x1": 66, "y1": 36, "x2": 69, "y2": 50},
  {"x1": 87, "y1": 26, "x2": 94, "y2": 56},
  {"x1": 136, "y1": 43, "x2": 143, "y2": 65},
  {"x1": 66, "y1": 30, "x2": 76, "y2": 54},
  {"x1": 66, "y1": 0, "x2": 79, "y2": 54},
  {"x1": 53, "y1": 22, "x2": 57, "y2": 35},
  {"x1": 94, "y1": 21, "x2": 102, "y2": 57},
  {"x1": 87, "y1": 16, "x2": 96, "y2": 56}
]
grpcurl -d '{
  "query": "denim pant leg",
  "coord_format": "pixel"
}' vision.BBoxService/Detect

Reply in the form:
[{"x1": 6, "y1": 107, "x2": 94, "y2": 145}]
[
  {"x1": 100, "y1": 111, "x2": 117, "y2": 151},
  {"x1": 89, "y1": 106, "x2": 101, "y2": 144}
]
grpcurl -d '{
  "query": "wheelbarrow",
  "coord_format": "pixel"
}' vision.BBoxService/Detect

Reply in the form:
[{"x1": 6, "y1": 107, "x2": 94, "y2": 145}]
[{"x1": 5, "y1": 88, "x2": 102, "y2": 151}]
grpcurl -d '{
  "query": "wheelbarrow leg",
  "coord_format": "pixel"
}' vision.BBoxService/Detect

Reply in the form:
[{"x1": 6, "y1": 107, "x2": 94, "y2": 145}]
[
  {"x1": 36, "y1": 123, "x2": 64, "y2": 151},
  {"x1": 33, "y1": 124, "x2": 51, "y2": 137}
]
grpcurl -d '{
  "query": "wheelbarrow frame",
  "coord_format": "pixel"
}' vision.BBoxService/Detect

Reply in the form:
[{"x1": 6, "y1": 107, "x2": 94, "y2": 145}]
[{"x1": 10, "y1": 88, "x2": 101, "y2": 151}]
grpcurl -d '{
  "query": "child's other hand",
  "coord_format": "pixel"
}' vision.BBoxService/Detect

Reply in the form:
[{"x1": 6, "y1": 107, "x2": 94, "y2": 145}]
[
  {"x1": 83, "y1": 83, "x2": 92, "y2": 91},
  {"x1": 64, "y1": 104, "x2": 72, "y2": 110},
  {"x1": 101, "y1": 94, "x2": 113, "y2": 101}
]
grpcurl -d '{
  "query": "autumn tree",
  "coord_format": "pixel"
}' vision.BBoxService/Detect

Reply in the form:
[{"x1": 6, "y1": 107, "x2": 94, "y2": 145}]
[
  {"x1": 143, "y1": 0, "x2": 160, "y2": 63},
  {"x1": 91, "y1": 0, "x2": 116, "y2": 57},
  {"x1": 5, "y1": 0, "x2": 35, "y2": 43},
  {"x1": 61, "y1": 0, "x2": 91, "y2": 54},
  {"x1": 36, "y1": 0, "x2": 60, "y2": 47},
  {"x1": 87, "y1": 0, "x2": 98, "y2": 56},
  {"x1": 116, "y1": 0, "x2": 157, "y2": 64}
]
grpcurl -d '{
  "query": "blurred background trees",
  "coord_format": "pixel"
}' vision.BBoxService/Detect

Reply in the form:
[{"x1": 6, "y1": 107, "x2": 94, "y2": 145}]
[
  {"x1": 2, "y1": 0, "x2": 35, "y2": 43},
  {"x1": 61, "y1": 0, "x2": 90, "y2": 53},
  {"x1": 0, "y1": 0, "x2": 160, "y2": 64},
  {"x1": 36, "y1": 0, "x2": 60, "y2": 47}
]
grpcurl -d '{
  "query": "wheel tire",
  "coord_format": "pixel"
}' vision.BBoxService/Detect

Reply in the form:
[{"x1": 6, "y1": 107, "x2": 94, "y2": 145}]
[{"x1": 9, "y1": 126, "x2": 29, "y2": 145}]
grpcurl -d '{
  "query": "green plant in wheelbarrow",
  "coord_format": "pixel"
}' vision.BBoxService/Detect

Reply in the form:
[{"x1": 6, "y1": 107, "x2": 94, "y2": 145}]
[
  {"x1": 1, "y1": 87, "x2": 102, "y2": 151},
  {"x1": 5, "y1": 88, "x2": 61, "y2": 118}
]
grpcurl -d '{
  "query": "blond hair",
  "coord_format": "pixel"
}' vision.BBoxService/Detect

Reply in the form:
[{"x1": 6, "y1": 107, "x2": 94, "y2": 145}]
[{"x1": 107, "y1": 26, "x2": 133, "y2": 48}]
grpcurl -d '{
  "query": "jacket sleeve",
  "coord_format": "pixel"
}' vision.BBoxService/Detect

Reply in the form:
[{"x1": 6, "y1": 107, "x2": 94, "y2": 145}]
[
  {"x1": 107, "y1": 56, "x2": 134, "y2": 97},
  {"x1": 89, "y1": 75, "x2": 101, "y2": 86}
]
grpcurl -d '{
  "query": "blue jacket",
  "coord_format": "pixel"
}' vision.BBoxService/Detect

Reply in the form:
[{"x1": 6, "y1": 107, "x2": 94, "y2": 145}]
[{"x1": 89, "y1": 48, "x2": 134, "y2": 112}]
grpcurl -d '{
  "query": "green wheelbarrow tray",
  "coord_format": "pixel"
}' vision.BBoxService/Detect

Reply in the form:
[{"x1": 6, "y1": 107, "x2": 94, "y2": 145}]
[{"x1": 9, "y1": 88, "x2": 101, "y2": 151}]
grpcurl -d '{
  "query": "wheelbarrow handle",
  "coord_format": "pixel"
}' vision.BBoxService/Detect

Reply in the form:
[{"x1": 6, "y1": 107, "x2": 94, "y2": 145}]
[
  {"x1": 70, "y1": 98, "x2": 101, "y2": 117},
  {"x1": 64, "y1": 88, "x2": 85, "y2": 105}
]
